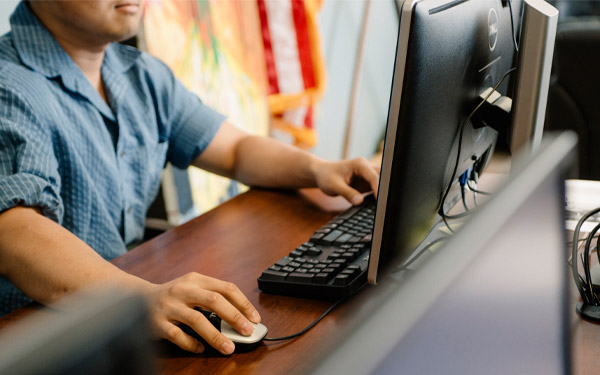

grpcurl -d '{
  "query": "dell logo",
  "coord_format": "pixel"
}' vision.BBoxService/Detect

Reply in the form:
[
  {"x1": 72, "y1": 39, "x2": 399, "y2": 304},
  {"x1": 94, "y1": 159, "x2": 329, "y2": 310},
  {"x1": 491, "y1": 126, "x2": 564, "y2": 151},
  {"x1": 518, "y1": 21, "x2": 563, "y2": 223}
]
[{"x1": 488, "y1": 8, "x2": 499, "y2": 51}]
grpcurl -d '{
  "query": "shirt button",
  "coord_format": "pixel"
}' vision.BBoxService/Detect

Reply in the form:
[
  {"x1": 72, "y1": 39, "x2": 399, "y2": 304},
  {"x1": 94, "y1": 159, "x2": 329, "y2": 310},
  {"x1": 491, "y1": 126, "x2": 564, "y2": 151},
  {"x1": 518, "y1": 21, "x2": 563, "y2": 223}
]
[
  {"x1": 119, "y1": 150, "x2": 126, "y2": 157},
  {"x1": 127, "y1": 206, "x2": 133, "y2": 214}
]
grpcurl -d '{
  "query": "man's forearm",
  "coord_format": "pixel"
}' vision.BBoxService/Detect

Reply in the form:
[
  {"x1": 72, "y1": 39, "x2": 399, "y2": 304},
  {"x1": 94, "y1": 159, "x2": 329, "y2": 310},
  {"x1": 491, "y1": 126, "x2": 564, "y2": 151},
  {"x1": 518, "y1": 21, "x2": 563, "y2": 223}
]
[
  {"x1": 231, "y1": 135, "x2": 321, "y2": 189},
  {"x1": 192, "y1": 122, "x2": 379, "y2": 204},
  {"x1": 0, "y1": 207, "x2": 152, "y2": 307}
]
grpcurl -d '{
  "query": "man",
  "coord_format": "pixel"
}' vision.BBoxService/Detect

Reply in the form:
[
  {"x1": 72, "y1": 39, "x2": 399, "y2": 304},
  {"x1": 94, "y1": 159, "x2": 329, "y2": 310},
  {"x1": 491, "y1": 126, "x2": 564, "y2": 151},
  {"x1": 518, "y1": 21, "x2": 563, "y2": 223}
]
[{"x1": 0, "y1": 1, "x2": 379, "y2": 355}]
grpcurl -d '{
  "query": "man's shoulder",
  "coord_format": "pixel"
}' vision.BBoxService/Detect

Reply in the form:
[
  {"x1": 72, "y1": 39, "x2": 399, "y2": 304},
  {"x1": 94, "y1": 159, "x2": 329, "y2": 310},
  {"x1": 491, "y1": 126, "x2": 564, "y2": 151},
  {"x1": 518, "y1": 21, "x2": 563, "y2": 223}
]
[
  {"x1": 0, "y1": 38, "x2": 53, "y2": 112},
  {"x1": 0, "y1": 32, "x2": 20, "y2": 67}
]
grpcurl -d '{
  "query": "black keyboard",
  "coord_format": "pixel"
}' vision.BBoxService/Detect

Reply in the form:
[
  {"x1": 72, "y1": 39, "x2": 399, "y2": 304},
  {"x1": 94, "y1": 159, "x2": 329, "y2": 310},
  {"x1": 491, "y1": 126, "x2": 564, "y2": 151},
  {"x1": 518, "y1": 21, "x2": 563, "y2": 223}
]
[{"x1": 257, "y1": 195, "x2": 376, "y2": 299}]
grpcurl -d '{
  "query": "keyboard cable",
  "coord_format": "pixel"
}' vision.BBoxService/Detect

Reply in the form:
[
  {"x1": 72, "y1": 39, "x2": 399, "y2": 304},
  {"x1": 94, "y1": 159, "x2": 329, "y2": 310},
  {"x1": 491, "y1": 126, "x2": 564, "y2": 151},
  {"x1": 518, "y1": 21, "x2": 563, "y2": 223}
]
[{"x1": 263, "y1": 299, "x2": 342, "y2": 341}]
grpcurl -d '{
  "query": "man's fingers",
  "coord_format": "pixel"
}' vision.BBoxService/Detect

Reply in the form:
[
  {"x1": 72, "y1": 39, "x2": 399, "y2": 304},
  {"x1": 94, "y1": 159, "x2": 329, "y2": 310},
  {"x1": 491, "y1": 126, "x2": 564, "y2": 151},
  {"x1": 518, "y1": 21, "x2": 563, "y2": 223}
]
[
  {"x1": 177, "y1": 306, "x2": 236, "y2": 355},
  {"x1": 197, "y1": 276, "x2": 261, "y2": 323},
  {"x1": 158, "y1": 321, "x2": 205, "y2": 354},
  {"x1": 333, "y1": 180, "x2": 364, "y2": 205},
  {"x1": 168, "y1": 274, "x2": 258, "y2": 338},
  {"x1": 353, "y1": 158, "x2": 380, "y2": 198},
  {"x1": 195, "y1": 289, "x2": 255, "y2": 338}
]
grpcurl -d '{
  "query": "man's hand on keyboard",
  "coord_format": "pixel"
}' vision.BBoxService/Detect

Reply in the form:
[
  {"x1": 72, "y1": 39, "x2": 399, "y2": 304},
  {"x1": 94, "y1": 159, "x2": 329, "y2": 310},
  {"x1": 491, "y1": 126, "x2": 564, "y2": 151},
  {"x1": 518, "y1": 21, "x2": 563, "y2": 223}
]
[
  {"x1": 312, "y1": 157, "x2": 380, "y2": 205},
  {"x1": 146, "y1": 273, "x2": 261, "y2": 355}
]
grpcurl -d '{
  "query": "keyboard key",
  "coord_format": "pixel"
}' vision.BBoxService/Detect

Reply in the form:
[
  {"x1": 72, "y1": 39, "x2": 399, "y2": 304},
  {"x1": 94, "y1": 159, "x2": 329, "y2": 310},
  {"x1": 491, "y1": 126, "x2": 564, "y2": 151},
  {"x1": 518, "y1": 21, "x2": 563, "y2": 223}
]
[
  {"x1": 306, "y1": 247, "x2": 322, "y2": 256},
  {"x1": 260, "y1": 270, "x2": 288, "y2": 281},
  {"x1": 286, "y1": 272, "x2": 314, "y2": 284},
  {"x1": 334, "y1": 233, "x2": 354, "y2": 244},
  {"x1": 328, "y1": 253, "x2": 342, "y2": 261},
  {"x1": 341, "y1": 268, "x2": 359, "y2": 279},
  {"x1": 333, "y1": 274, "x2": 350, "y2": 286},
  {"x1": 322, "y1": 230, "x2": 344, "y2": 244},
  {"x1": 341, "y1": 252, "x2": 355, "y2": 261},
  {"x1": 314, "y1": 272, "x2": 332, "y2": 284},
  {"x1": 338, "y1": 206, "x2": 359, "y2": 220},
  {"x1": 268, "y1": 265, "x2": 282, "y2": 272},
  {"x1": 275, "y1": 256, "x2": 293, "y2": 267}
]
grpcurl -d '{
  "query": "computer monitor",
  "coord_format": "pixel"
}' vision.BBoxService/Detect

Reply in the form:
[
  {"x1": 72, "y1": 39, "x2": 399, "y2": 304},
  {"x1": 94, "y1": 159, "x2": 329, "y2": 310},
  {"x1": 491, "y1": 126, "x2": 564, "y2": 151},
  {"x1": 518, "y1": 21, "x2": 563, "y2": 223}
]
[
  {"x1": 368, "y1": 0, "x2": 558, "y2": 284},
  {"x1": 0, "y1": 290, "x2": 157, "y2": 374},
  {"x1": 312, "y1": 131, "x2": 576, "y2": 374},
  {"x1": 509, "y1": 0, "x2": 558, "y2": 154}
]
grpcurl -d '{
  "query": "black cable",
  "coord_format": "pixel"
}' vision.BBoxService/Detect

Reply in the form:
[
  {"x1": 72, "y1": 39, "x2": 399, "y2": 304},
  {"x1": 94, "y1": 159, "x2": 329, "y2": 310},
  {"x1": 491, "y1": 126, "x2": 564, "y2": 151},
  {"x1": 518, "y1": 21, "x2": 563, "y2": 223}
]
[
  {"x1": 507, "y1": 0, "x2": 519, "y2": 53},
  {"x1": 263, "y1": 299, "x2": 342, "y2": 341},
  {"x1": 438, "y1": 67, "x2": 517, "y2": 224},
  {"x1": 596, "y1": 230, "x2": 600, "y2": 266},
  {"x1": 582, "y1": 222, "x2": 600, "y2": 305},
  {"x1": 571, "y1": 207, "x2": 600, "y2": 305},
  {"x1": 566, "y1": 237, "x2": 592, "y2": 247},
  {"x1": 442, "y1": 215, "x2": 455, "y2": 234}
]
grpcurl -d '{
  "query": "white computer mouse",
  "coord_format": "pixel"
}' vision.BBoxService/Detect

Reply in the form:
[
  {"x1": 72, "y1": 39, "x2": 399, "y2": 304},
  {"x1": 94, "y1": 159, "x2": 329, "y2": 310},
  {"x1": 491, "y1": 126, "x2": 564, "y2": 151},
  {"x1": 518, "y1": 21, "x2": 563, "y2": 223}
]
[{"x1": 181, "y1": 310, "x2": 268, "y2": 353}]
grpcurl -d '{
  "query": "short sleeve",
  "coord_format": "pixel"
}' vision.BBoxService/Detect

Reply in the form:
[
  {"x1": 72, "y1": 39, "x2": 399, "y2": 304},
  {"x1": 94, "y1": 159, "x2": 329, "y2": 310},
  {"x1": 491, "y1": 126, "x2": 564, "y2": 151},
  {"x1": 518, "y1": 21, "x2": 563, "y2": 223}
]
[
  {"x1": 142, "y1": 56, "x2": 226, "y2": 169},
  {"x1": 0, "y1": 86, "x2": 64, "y2": 223},
  {"x1": 167, "y1": 79, "x2": 225, "y2": 169}
]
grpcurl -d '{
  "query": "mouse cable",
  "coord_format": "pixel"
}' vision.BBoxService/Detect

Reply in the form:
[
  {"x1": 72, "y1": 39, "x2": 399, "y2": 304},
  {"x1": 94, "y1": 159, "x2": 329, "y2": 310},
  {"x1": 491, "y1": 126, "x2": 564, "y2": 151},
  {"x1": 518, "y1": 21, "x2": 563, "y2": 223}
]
[
  {"x1": 438, "y1": 67, "x2": 516, "y2": 226},
  {"x1": 263, "y1": 299, "x2": 342, "y2": 341}
]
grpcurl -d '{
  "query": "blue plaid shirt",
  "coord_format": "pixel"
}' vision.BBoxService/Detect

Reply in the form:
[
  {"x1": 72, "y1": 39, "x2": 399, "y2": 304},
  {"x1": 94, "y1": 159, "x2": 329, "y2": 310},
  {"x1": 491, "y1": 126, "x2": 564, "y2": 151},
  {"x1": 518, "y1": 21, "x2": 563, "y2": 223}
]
[{"x1": 0, "y1": 2, "x2": 225, "y2": 315}]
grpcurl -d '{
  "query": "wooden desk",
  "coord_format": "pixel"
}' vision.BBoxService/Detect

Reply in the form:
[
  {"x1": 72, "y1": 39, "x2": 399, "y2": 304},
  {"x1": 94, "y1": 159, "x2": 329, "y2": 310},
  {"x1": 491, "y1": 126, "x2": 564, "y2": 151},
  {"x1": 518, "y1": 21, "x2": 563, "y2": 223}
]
[{"x1": 1, "y1": 188, "x2": 600, "y2": 374}]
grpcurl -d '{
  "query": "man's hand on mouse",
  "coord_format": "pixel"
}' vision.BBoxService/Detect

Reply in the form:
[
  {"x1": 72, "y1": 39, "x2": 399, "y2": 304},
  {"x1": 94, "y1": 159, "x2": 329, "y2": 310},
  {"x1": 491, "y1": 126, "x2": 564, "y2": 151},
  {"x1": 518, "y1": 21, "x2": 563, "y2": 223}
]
[{"x1": 145, "y1": 273, "x2": 261, "y2": 355}]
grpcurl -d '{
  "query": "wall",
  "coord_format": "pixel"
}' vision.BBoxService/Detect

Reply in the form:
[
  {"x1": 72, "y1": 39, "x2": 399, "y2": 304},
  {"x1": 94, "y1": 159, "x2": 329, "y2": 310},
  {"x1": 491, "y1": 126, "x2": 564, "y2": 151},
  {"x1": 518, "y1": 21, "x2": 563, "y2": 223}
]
[
  {"x1": 313, "y1": 0, "x2": 399, "y2": 161},
  {"x1": 0, "y1": 0, "x2": 18, "y2": 35}
]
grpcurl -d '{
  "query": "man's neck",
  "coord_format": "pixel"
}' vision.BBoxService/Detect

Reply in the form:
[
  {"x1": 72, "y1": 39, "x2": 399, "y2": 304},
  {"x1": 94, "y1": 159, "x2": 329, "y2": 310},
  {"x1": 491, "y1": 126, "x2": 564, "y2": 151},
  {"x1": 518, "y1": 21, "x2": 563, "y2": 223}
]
[
  {"x1": 27, "y1": 3, "x2": 109, "y2": 102},
  {"x1": 58, "y1": 40, "x2": 108, "y2": 103}
]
